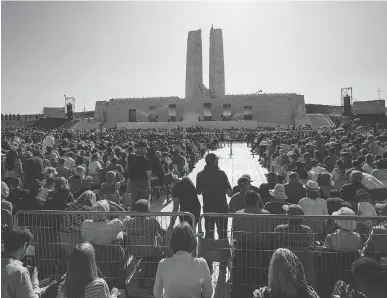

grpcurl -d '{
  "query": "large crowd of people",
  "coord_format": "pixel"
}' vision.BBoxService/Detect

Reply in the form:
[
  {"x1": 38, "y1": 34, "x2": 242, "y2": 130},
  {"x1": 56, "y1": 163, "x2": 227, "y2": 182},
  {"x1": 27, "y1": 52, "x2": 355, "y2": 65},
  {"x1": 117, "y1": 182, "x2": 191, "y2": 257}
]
[{"x1": 1, "y1": 121, "x2": 387, "y2": 298}]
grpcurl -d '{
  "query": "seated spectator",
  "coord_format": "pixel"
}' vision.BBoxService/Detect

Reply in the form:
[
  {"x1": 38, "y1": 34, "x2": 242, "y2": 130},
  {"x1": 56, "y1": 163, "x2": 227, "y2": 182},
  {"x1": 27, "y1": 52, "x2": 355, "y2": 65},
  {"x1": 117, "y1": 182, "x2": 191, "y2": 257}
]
[
  {"x1": 363, "y1": 153, "x2": 375, "y2": 174},
  {"x1": 265, "y1": 184, "x2": 289, "y2": 214},
  {"x1": 3, "y1": 149, "x2": 23, "y2": 179},
  {"x1": 259, "y1": 172, "x2": 277, "y2": 205},
  {"x1": 356, "y1": 189, "x2": 377, "y2": 230},
  {"x1": 340, "y1": 171, "x2": 368, "y2": 210},
  {"x1": 126, "y1": 199, "x2": 167, "y2": 252},
  {"x1": 253, "y1": 248, "x2": 320, "y2": 298},
  {"x1": 38, "y1": 176, "x2": 56, "y2": 200},
  {"x1": 332, "y1": 160, "x2": 349, "y2": 190},
  {"x1": 317, "y1": 172, "x2": 333, "y2": 199},
  {"x1": 284, "y1": 172, "x2": 306, "y2": 205},
  {"x1": 81, "y1": 200, "x2": 130, "y2": 245},
  {"x1": 299, "y1": 180, "x2": 328, "y2": 240},
  {"x1": 99, "y1": 171, "x2": 125, "y2": 203},
  {"x1": 2, "y1": 199, "x2": 13, "y2": 213},
  {"x1": 372, "y1": 159, "x2": 387, "y2": 187},
  {"x1": 308, "y1": 160, "x2": 329, "y2": 182},
  {"x1": 363, "y1": 201, "x2": 387, "y2": 262},
  {"x1": 1, "y1": 228, "x2": 43, "y2": 298},
  {"x1": 326, "y1": 190, "x2": 353, "y2": 215},
  {"x1": 2, "y1": 181, "x2": 10, "y2": 200},
  {"x1": 232, "y1": 174, "x2": 259, "y2": 195},
  {"x1": 88, "y1": 154, "x2": 103, "y2": 184},
  {"x1": 127, "y1": 199, "x2": 166, "y2": 287},
  {"x1": 56, "y1": 242, "x2": 121, "y2": 298},
  {"x1": 12, "y1": 179, "x2": 45, "y2": 215},
  {"x1": 232, "y1": 191, "x2": 270, "y2": 247},
  {"x1": 56, "y1": 157, "x2": 71, "y2": 179},
  {"x1": 323, "y1": 147, "x2": 338, "y2": 173},
  {"x1": 61, "y1": 190, "x2": 97, "y2": 232},
  {"x1": 274, "y1": 204, "x2": 314, "y2": 248},
  {"x1": 333, "y1": 257, "x2": 387, "y2": 298},
  {"x1": 229, "y1": 176, "x2": 253, "y2": 213},
  {"x1": 324, "y1": 207, "x2": 362, "y2": 252},
  {"x1": 153, "y1": 222, "x2": 213, "y2": 298},
  {"x1": 4, "y1": 177, "x2": 28, "y2": 206}
]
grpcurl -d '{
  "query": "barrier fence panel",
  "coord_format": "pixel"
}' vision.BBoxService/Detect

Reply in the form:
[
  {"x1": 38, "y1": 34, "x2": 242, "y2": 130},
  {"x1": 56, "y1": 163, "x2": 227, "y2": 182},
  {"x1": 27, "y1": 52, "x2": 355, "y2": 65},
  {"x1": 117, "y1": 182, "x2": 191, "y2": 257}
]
[
  {"x1": 13, "y1": 210, "x2": 195, "y2": 297},
  {"x1": 197, "y1": 213, "x2": 387, "y2": 298}
]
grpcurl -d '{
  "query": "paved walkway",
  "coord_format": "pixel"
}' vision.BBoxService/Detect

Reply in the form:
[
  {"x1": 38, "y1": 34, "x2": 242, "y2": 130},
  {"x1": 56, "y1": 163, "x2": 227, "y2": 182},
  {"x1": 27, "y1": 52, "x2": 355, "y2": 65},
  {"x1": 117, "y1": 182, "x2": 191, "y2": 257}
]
[
  {"x1": 149, "y1": 142, "x2": 268, "y2": 298},
  {"x1": 151, "y1": 142, "x2": 268, "y2": 213}
]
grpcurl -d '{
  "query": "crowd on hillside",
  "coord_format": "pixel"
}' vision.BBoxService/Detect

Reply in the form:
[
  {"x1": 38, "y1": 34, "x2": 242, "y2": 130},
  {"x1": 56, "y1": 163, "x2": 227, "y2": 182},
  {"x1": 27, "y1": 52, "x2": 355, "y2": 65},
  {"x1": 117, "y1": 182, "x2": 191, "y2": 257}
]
[{"x1": 1, "y1": 123, "x2": 387, "y2": 298}]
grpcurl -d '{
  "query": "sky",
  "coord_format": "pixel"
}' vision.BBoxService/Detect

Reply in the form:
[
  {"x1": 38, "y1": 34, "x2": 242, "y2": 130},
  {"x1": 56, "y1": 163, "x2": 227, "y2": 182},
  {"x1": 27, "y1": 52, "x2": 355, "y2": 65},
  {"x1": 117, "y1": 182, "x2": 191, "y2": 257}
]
[{"x1": 1, "y1": 1, "x2": 387, "y2": 114}]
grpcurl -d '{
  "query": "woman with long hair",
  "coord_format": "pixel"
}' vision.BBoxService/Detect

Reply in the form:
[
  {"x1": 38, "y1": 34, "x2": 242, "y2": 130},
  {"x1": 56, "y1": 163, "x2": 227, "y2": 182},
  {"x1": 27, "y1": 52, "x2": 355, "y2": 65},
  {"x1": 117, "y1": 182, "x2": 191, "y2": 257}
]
[
  {"x1": 3, "y1": 149, "x2": 23, "y2": 179},
  {"x1": 153, "y1": 222, "x2": 212, "y2": 298},
  {"x1": 56, "y1": 242, "x2": 120, "y2": 298},
  {"x1": 253, "y1": 248, "x2": 319, "y2": 298}
]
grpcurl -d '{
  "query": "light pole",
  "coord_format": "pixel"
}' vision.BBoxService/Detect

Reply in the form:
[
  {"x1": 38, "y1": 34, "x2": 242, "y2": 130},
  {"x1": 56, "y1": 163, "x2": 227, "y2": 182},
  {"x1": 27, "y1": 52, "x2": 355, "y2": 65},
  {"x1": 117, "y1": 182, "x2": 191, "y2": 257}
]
[{"x1": 378, "y1": 88, "x2": 381, "y2": 100}]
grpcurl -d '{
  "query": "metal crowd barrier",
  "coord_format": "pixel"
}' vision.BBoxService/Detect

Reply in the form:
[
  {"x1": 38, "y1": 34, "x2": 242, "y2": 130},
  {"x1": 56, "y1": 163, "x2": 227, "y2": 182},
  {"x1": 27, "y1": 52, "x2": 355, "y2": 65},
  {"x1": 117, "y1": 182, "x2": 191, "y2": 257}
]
[
  {"x1": 13, "y1": 210, "x2": 196, "y2": 297},
  {"x1": 197, "y1": 213, "x2": 387, "y2": 298}
]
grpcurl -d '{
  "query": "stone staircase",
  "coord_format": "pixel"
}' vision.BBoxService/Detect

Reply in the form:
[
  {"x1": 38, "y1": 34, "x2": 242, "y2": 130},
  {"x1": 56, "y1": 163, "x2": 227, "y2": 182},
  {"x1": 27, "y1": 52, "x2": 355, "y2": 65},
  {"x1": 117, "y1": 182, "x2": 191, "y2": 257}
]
[{"x1": 307, "y1": 114, "x2": 335, "y2": 128}]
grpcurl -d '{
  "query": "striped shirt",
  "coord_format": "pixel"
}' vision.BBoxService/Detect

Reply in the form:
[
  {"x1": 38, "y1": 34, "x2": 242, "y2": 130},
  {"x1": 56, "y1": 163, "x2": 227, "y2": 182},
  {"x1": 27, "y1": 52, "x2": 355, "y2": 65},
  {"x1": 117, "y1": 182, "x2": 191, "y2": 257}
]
[{"x1": 56, "y1": 278, "x2": 110, "y2": 298}]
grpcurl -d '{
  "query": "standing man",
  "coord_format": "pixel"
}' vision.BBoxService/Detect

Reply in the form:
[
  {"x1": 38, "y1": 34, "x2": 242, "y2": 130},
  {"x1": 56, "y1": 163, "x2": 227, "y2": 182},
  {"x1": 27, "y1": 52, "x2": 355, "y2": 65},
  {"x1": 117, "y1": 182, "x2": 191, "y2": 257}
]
[
  {"x1": 196, "y1": 153, "x2": 232, "y2": 239},
  {"x1": 127, "y1": 141, "x2": 152, "y2": 204}
]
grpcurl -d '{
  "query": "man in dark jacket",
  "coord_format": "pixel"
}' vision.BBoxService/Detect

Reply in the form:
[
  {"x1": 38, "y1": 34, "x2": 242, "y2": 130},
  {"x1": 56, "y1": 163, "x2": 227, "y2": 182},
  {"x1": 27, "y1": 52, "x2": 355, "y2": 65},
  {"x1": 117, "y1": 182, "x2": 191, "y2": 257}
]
[
  {"x1": 284, "y1": 172, "x2": 306, "y2": 205},
  {"x1": 340, "y1": 170, "x2": 368, "y2": 212},
  {"x1": 196, "y1": 153, "x2": 232, "y2": 240}
]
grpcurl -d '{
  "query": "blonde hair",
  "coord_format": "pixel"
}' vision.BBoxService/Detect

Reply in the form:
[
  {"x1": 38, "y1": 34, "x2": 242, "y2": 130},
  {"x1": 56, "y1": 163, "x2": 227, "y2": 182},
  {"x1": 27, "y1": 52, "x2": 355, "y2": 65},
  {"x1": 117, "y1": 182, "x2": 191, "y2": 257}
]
[{"x1": 91, "y1": 200, "x2": 109, "y2": 221}]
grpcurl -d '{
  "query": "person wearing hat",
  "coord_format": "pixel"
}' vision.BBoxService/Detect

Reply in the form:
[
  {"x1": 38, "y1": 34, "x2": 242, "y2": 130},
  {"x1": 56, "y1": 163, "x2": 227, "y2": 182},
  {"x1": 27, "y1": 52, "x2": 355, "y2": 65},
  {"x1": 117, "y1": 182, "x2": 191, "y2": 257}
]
[
  {"x1": 274, "y1": 204, "x2": 314, "y2": 248},
  {"x1": 356, "y1": 189, "x2": 377, "y2": 229},
  {"x1": 324, "y1": 207, "x2": 361, "y2": 252},
  {"x1": 165, "y1": 173, "x2": 201, "y2": 230},
  {"x1": 229, "y1": 176, "x2": 254, "y2": 213},
  {"x1": 232, "y1": 174, "x2": 259, "y2": 195},
  {"x1": 258, "y1": 172, "x2": 277, "y2": 206},
  {"x1": 299, "y1": 180, "x2": 328, "y2": 241},
  {"x1": 264, "y1": 184, "x2": 290, "y2": 215},
  {"x1": 127, "y1": 141, "x2": 152, "y2": 204}
]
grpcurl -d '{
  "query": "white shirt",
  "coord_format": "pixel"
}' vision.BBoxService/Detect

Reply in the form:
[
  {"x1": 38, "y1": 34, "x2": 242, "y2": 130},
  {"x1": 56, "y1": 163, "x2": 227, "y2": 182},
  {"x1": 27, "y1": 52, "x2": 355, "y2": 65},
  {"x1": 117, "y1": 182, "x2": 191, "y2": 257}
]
[
  {"x1": 361, "y1": 172, "x2": 386, "y2": 190},
  {"x1": 299, "y1": 197, "x2": 329, "y2": 216},
  {"x1": 81, "y1": 217, "x2": 129, "y2": 245},
  {"x1": 43, "y1": 135, "x2": 55, "y2": 148},
  {"x1": 89, "y1": 160, "x2": 102, "y2": 175},
  {"x1": 153, "y1": 251, "x2": 213, "y2": 298},
  {"x1": 358, "y1": 201, "x2": 378, "y2": 228}
]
